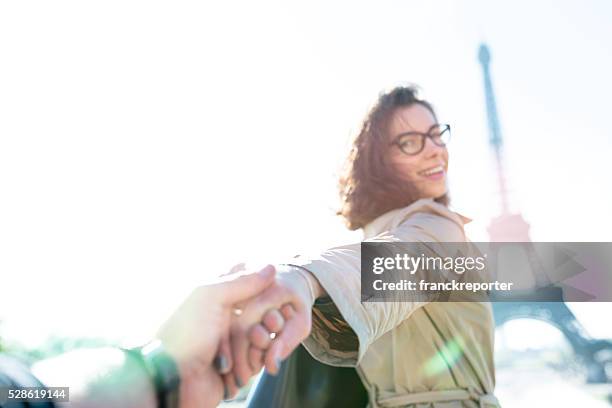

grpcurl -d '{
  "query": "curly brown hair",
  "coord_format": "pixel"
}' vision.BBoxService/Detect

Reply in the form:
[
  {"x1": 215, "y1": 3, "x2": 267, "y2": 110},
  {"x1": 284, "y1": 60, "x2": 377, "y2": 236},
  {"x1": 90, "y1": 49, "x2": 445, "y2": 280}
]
[{"x1": 337, "y1": 86, "x2": 450, "y2": 230}]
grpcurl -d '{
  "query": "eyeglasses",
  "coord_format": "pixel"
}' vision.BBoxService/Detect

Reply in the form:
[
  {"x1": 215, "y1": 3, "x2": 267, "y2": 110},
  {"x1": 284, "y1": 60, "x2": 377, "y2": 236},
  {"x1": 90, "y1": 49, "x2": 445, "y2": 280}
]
[{"x1": 390, "y1": 124, "x2": 451, "y2": 155}]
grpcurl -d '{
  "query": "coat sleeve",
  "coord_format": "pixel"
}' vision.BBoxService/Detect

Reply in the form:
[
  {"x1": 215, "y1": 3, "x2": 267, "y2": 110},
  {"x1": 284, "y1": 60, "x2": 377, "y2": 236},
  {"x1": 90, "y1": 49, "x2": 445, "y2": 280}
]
[{"x1": 285, "y1": 211, "x2": 467, "y2": 367}]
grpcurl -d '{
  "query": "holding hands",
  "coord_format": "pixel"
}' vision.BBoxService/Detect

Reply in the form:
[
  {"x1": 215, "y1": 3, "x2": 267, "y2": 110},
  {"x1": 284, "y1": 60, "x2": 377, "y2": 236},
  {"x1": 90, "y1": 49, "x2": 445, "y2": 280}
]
[
  {"x1": 156, "y1": 263, "x2": 323, "y2": 407},
  {"x1": 31, "y1": 263, "x2": 323, "y2": 408},
  {"x1": 219, "y1": 264, "x2": 321, "y2": 400}
]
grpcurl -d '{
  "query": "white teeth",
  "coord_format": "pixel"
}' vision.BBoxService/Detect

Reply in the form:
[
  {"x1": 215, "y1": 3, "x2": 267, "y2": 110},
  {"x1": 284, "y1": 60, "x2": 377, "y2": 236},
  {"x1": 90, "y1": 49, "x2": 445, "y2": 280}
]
[{"x1": 419, "y1": 165, "x2": 444, "y2": 176}]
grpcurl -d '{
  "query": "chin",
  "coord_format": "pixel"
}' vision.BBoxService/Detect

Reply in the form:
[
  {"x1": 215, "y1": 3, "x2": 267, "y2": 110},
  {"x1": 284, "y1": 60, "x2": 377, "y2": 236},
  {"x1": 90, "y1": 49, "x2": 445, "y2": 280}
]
[{"x1": 422, "y1": 188, "x2": 447, "y2": 200}]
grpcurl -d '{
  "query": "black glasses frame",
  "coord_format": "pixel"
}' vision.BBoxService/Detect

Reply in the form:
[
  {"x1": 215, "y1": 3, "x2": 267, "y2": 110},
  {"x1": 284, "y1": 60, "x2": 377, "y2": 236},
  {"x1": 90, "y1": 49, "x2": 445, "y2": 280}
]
[{"x1": 390, "y1": 124, "x2": 451, "y2": 156}]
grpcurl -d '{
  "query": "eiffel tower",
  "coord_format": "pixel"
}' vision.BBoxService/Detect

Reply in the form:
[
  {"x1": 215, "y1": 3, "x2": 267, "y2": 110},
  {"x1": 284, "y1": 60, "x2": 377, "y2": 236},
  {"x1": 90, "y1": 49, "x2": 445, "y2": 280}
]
[{"x1": 478, "y1": 43, "x2": 610, "y2": 384}]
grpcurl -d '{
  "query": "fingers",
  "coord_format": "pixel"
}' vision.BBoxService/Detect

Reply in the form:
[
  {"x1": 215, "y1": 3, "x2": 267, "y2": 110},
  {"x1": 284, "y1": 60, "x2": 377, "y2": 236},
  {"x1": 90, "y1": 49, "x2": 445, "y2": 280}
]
[
  {"x1": 262, "y1": 309, "x2": 284, "y2": 333},
  {"x1": 230, "y1": 321, "x2": 254, "y2": 388},
  {"x1": 222, "y1": 372, "x2": 239, "y2": 401},
  {"x1": 232, "y1": 304, "x2": 291, "y2": 383},
  {"x1": 230, "y1": 319, "x2": 278, "y2": 388},
  {"x1": 263, "y1": 307, "x2": 311, "y2": 374},
  {"x1": 228, "y1": 284, "x2": 291, "y2": 385},
  {"x1": 265, "y1": 304, "x2": 296, "y2": 371},
  {"x1": 237, "y1": 303, "x2": 301, "y2": 376},
  {"x1": 248, "y1": 308, "x2": 285, "y2": 348},
  {"x1": 214, "y1": 336, "x2": 232, "y2": 375},
  {"x1": 248, "y1": 324, "x2": 274, "y2": 349},
  {"x1": 227, "y1": 276, "x2": 308, "y2": 382},
  {"x1": 280, "y1": 303, "x2": 296, "y2": 320},
  {"x1": 245, "y1": 307, "x2": 286, "y2": 375},
  {"x1": 240, "y1": 282, "x2": 305, "y2": 328},
  {"x1": 218, "y1": 264, "x2": 276, "y2": 305},
  {"x1": 248, "y1": 346, "x2": 264, "y2": 373}
]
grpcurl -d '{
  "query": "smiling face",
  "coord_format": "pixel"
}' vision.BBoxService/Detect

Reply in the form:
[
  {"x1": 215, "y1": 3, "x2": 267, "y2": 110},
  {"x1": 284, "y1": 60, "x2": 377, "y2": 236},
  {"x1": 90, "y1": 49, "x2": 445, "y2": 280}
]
[{"x1": 387, "y1": 103, "x2": 449, "y2": 199}]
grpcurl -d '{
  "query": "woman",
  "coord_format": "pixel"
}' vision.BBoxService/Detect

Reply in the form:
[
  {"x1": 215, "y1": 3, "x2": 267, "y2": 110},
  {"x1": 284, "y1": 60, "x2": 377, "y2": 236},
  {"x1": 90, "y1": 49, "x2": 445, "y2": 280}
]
[{"x1": 227, "y1": 86, "x2": 499, "y2": 408}]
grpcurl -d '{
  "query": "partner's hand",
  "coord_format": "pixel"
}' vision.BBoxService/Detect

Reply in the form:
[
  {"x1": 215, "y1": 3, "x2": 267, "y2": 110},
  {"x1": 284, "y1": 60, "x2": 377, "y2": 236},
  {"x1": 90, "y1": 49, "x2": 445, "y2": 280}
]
[
  {"x1": 156, "y1": 265, "x2": 276, "y2": 408},
  {"x1": 227, "y1": 266, "x2": 317, "y2": 392}
]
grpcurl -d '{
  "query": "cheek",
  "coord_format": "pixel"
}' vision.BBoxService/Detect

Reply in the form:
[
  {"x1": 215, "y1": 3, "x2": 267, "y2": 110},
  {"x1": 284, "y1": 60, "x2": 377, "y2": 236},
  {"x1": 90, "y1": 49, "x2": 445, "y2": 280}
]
[{"x1": 390, "y1": 154, "x2": 422, "y2": 178}]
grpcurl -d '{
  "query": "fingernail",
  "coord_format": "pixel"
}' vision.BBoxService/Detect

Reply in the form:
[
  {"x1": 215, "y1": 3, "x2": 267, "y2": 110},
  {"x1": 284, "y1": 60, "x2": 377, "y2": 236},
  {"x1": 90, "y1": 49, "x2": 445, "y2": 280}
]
[
  {"x1": 235, "y1": 376, "x2": 243, "y2": 388},
  {"x1": 275, "y1": 357, "x2": 282, "y2": 372},
  {"x1": 220, "y1": 356, "x2": 229, "y2": 373},
  {"x1": 223, "y1": 384, "x2": 230, "y2": 400},
  {"x1": 213, "y1": 355, "x2": 229, "y2": 373},
  {"x1": 260, "y1": 264, "x2": 275, "y2": 277},
  {"x1": 213, "y1": 355, "x2": 221, "y2": 371}
]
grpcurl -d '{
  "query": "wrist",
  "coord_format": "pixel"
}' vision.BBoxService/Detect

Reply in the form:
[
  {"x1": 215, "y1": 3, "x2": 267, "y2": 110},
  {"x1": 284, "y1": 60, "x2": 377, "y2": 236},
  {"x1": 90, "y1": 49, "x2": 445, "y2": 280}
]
[
  {"x1": 276, "y1": 265, "x2": 324, "y2": 305},
  {"x1": 129, "y1": 340, "x2": 181, "y2": 408}
]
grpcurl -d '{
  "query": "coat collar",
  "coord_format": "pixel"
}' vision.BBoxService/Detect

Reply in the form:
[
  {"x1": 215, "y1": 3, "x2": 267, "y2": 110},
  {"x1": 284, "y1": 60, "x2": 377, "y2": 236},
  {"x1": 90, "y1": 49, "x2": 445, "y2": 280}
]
[{"x1": 363, "y1": 198, "x2": 472, "y2": 239}]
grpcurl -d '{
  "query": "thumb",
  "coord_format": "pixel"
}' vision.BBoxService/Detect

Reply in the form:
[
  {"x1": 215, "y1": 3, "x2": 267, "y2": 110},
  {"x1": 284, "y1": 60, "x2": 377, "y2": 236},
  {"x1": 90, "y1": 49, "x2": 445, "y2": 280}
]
[{"x1": 217, "y1": 264, "x2": 276, "y2": 305}]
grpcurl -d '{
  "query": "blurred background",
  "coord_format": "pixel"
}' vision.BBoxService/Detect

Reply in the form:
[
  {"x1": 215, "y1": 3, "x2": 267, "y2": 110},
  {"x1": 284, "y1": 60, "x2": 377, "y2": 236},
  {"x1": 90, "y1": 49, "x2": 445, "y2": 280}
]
[{"x1": 1, "y1": 0, "x2": 611, "y2": 406}]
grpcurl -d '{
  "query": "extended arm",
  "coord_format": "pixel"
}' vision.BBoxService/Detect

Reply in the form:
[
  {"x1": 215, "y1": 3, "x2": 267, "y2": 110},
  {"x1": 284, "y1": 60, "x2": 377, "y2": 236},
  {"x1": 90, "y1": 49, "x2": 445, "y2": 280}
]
[{"x1": 22, "y1": 265, "x2": 278, "y2": 408}]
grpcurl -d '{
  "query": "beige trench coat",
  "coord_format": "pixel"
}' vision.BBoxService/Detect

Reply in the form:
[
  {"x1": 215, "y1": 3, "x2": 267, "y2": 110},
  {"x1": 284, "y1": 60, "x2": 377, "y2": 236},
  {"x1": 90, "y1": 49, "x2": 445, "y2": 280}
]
[{"x1": 287, "y1": 198, "x2": 500, "y2": 408}]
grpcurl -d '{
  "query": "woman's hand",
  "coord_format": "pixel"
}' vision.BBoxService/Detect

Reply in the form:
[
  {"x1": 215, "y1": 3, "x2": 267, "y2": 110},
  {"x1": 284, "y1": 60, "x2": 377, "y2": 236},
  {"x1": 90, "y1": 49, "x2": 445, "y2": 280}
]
[{"x1": 224, "y1": 266, "x2": 318, "y2": 396}]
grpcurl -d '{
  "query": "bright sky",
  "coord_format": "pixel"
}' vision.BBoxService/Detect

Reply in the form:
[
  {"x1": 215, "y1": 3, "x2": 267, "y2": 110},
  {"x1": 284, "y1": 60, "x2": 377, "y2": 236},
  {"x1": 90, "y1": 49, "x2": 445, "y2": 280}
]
[{"x1": 1, "y1": 0, "x2": 611, "y2": 347}]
